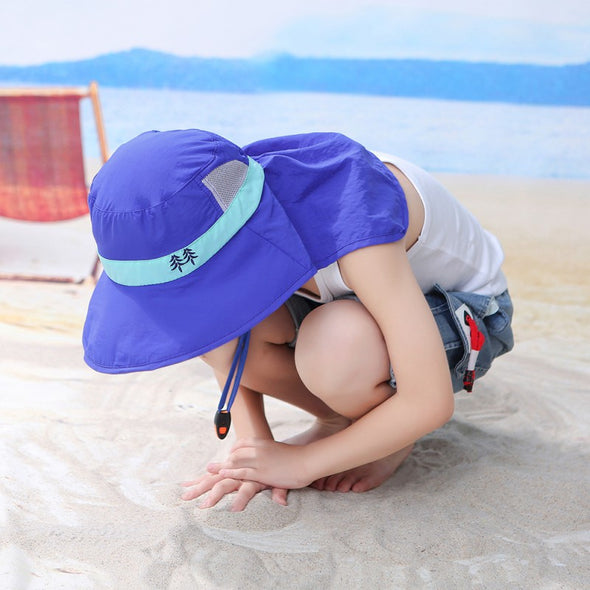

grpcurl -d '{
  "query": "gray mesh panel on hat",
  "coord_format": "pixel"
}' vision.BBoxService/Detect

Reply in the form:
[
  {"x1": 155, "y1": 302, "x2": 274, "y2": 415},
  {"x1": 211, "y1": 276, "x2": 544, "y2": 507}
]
[{"x1": 202, "y1": 159, "x2": 248, "y2": 211}]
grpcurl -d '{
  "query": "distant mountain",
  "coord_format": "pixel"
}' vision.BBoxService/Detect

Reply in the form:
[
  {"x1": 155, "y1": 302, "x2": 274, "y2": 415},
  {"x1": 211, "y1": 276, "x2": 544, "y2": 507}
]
[{"x1": 1, "y1": 48, "x2": 588, "y2": 106}]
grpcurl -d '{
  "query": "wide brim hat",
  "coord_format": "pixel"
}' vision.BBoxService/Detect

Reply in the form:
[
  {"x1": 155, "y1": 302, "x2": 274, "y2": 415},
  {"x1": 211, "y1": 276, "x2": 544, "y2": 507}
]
[
  {"x1": 83, "y1": 129, "x2": 408, "y2": 374},
  {"x1": 83, "y1": 130, "x2": 316, "y2": 373}
]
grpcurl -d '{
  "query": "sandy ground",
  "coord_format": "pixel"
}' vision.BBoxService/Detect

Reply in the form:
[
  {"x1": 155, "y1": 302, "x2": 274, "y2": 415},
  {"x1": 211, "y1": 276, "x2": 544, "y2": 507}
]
[{"x1": 0, "y1": 174, "x2": 589, "y2": 589}]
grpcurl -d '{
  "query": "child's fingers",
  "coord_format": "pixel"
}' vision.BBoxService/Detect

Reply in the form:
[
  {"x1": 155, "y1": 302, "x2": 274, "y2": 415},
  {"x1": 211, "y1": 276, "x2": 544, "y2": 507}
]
[
  {"x1": 206, "y1": 462, "x2": 222, "y2": 474},
  {"x1": 230, "y1": 482, "x2": 265, "y2": 512},
  {"x1": 180, "y1": 473, "x2": 213, "y2": 487},
  {"x1": 199, "y1": 479, "x2": 240, "y2": 509},
  {"x1": 181, "y1": 487, "x2": 201, "y2": 501},
  {"x1": 271, "y1": 487, "x2": 288, "y2": 506},
  {"x1": 218, "y1": 467, "x2": 254, "y2": 481},
  {"x1": 181, "y1": 473, "x2": 223, "y2": 500}
]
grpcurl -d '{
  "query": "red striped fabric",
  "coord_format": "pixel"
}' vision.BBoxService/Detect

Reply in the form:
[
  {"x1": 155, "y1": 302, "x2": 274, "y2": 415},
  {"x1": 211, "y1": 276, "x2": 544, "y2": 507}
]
[{"x1": 0, "y1": 94, "x2": 88, "y2": 221}]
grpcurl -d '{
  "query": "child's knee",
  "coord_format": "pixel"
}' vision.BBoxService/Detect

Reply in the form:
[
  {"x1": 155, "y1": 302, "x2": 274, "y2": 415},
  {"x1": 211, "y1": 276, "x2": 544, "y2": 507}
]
[{"x1": 295, "y1": 299, "x2": 390, "y2": 399}]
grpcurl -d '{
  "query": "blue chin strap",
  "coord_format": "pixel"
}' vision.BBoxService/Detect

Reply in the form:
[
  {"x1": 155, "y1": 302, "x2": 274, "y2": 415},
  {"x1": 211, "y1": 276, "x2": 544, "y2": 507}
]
[{"x1": 214, "y1": 331, "x2": 251, "y2": 439}]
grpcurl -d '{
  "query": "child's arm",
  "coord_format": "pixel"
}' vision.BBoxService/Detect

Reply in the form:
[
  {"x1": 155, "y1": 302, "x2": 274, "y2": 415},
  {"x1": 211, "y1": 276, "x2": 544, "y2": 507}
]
[
  {"x1": 218, "y1": 241, "x2": 455, "y2": 489},
  {"x1": 223, "y1": 376, "x2": 274, "y2": 440}
]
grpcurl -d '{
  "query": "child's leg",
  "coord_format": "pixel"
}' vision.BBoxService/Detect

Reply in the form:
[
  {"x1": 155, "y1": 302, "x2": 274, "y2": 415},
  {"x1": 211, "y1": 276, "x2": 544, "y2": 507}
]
[
  {"x1": 294, "y1": 299, "x2": 395, "y2": 420},
  {"x1": 293, "y1": 299, "x2": 413, "y2": 492},
  {"x1": 204, "y1": 299, "x2": 412, "y2": 492}
]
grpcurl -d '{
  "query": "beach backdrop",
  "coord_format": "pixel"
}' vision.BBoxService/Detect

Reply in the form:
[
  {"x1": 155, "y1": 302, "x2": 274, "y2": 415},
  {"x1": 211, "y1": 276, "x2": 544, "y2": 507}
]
[{"x1": 1, "y1": 1, "x2": 589, "y2": 588}]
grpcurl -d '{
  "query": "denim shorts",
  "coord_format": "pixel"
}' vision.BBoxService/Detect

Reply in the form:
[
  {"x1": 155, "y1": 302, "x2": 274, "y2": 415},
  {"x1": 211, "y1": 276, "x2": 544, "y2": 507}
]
[
  {"x1": 423, "y1": 284, "x2": 514, "y2": 392},
  {"x1": 284, "y1": 284, "x2": 514, "y2": 393}
]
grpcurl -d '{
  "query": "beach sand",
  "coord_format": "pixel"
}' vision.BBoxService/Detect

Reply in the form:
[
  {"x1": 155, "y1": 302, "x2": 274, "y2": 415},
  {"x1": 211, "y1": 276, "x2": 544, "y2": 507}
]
[{"x1": 0, "y1": 174, "x2": 588, "y2": 589}]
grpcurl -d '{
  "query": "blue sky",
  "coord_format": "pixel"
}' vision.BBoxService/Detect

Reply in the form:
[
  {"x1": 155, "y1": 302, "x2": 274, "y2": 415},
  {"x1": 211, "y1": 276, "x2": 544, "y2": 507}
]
[{"x1": 1, "y1": 0, "x2": 589, "y2": 66}]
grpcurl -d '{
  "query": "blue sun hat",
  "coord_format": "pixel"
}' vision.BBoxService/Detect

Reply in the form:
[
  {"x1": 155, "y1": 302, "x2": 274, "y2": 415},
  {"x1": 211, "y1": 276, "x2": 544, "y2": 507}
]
[{"x1": 83, "y1": 129, "x2": 408, "y2": 436}]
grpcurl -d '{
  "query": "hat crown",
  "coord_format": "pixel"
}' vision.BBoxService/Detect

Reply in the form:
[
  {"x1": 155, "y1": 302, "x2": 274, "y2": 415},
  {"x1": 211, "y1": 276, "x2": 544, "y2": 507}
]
[{"x1": 89, "y1": 129, "x2": 249, "y2": 260}]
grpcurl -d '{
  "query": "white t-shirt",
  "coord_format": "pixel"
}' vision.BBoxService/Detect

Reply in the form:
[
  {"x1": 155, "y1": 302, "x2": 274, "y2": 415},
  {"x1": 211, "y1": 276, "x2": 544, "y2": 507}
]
[{"x1": 297, "y1": 153, "x2": 507, "y2": 302}]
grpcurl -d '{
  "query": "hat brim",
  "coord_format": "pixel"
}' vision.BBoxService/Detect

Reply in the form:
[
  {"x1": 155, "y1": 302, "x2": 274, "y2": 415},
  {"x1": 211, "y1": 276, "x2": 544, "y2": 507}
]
[{"x1": 83, "y1": 184, "x2": 315, "y2": 374}]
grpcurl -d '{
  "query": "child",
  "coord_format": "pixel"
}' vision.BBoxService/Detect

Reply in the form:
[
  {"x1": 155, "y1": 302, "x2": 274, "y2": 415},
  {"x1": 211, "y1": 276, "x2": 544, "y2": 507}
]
[{"x1": 83, "y1": 129, "x2": 513, "y2": 511}]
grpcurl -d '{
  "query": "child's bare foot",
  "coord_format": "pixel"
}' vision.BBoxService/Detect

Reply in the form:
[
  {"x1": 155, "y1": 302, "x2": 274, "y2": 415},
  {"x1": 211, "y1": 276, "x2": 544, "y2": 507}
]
[
  {"x1": 283, "y1": 413, "x2": 351, "y2": 446},
  {"x1": 284, "y1": 417, "x2": 413, "y2": 493},
  {"x1": 311, "y1": 444, "x2": 414, "y2": 493}
]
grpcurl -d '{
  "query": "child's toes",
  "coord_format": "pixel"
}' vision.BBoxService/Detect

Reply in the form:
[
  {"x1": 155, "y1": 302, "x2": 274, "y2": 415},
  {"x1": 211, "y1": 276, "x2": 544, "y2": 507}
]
[{"x1": 336, "y1": 475, "x2": 357, "y2": 492}]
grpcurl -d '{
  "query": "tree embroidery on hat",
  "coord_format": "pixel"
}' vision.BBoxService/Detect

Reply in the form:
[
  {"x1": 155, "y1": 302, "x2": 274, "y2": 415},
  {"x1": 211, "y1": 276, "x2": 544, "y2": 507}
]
[{"x1": 169, "y1": 248, "x2": 198, "y2": 273}]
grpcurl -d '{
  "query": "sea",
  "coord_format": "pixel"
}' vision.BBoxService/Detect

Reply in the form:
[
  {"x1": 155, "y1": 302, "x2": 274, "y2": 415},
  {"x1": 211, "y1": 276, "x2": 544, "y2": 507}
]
[{"x1": 80, "y1": 87, "x2": 590, "y2": 179}]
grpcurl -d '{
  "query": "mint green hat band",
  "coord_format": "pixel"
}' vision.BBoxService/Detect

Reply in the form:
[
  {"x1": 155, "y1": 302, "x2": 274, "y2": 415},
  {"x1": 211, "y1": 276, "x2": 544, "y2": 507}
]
[{"x1": 99, "y1": 157, "x2": 264, "y2": 287}]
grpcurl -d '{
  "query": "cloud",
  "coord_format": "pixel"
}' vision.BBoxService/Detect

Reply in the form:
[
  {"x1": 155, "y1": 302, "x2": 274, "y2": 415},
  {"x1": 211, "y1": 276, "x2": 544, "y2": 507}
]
[{"x1": 270, "y1": 6, "x2": 590, "y2": 64}]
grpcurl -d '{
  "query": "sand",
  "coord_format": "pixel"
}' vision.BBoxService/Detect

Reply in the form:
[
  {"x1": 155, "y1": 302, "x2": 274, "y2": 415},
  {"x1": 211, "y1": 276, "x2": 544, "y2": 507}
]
[{"x1": 0, "y1": 174, "x2": 588, "y2": 589}]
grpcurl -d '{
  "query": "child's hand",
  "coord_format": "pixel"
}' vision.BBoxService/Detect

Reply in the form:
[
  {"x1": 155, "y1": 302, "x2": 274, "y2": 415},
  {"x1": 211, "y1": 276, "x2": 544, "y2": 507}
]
[
  {"x1": 180, "y1": 464, "x2": 288, "y2": 512},
  {"x1": 218, "y1": 438, "x2": 313, "y2": 490}
]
